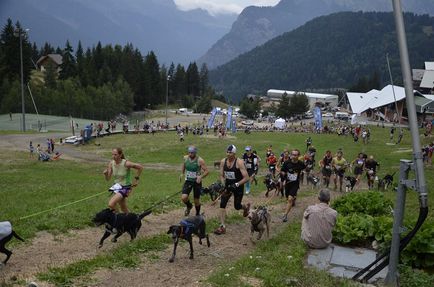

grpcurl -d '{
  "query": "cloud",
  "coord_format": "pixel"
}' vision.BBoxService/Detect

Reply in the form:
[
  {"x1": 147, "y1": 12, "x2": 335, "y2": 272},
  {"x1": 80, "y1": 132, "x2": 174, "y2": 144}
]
[{"x1": 174, "y1": 0, "x2": 280, "y2": 16}]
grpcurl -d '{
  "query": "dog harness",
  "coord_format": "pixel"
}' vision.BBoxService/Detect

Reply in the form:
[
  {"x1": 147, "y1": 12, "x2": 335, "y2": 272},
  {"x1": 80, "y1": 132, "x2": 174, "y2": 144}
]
[{"x1": 179, "y1": 219, "x2": 196, "y2": 237}]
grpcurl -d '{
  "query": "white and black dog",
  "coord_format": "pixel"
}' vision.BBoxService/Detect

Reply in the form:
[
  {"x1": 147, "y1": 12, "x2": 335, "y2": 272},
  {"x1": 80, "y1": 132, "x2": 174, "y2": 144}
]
[
  {"x1": 378, "y1": 173, "x2": 394, "y2": 191},
  {"x1": 344, "y1": 176, "x2": 357, "y2": 192},
  {"x1": 247, "y1": 206, "x2": 271, "y2": 241},
  {"x1": 0, "y1": 221, "x2": 24, "y2": 264},
  {"x1": 167, "y1": 214, "x2": 210, "y2": 262},
  {"x1": 93, "y1": 208, "x2": 152, "y2": 248},
  {"x1": 306, "y1": 174, "x2": 321, "y2": 188}
]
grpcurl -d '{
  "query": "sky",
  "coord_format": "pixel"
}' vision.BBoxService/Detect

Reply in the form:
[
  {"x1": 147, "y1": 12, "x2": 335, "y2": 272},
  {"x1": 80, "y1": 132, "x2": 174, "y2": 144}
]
[{"x1": 174, "y1": 0, "x2": 280, "y2": 15}]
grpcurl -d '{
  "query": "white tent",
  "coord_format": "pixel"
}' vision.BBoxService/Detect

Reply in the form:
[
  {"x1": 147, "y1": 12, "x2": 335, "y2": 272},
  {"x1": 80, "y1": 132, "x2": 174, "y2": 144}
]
[{"x1": 274, "y1": 118, "x2": 286, "y2": 129}]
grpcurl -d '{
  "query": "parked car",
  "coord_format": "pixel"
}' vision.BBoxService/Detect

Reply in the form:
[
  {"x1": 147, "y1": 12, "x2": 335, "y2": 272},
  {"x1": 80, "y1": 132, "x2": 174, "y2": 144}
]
[
  {"x1": 304, "y1": 111, "x2": 314, "y2": 119},
  {"x1": 323, "y1": 112, "x2": 334, "y2": 118}
]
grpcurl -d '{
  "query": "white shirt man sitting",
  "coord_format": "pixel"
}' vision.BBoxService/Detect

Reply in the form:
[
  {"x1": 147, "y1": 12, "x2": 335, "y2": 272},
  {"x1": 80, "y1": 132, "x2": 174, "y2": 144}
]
[{"x1": 301, "y1": 189, "x2": 337, "y2": 249}]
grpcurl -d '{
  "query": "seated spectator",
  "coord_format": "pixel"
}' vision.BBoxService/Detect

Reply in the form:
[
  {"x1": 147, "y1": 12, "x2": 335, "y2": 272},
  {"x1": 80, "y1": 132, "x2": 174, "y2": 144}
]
[{"x1": 301, "y1": 189, "x2": 337, "y2": 249}]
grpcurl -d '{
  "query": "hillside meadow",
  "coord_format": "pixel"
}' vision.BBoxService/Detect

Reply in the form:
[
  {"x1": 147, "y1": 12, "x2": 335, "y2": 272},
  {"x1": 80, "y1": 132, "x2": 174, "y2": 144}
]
[{"x1": 1, "y1": 126, "x2": 433, "y2": 286}]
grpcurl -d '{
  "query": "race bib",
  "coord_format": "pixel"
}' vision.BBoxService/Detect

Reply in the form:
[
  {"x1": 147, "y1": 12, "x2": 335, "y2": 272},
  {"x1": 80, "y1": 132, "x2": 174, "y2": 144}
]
[
  {"x1": 246, "y1": 163, "x2": 252, "y2": 169},
  {"x1": 357, "y1": 160, "x2": 364, "y2": 165},
  {"x1": 224, "y1": 171, "x2": 236, "y2": 180},
  {"x1": 287, "y1": 173, "x2": 298, "y2": 182},
  {"x1": 335, "y1": 165, "x2": 341, "y2": 170},
  {"x1": 186, "y1": 171, "x2": 197, "y2": 179}
]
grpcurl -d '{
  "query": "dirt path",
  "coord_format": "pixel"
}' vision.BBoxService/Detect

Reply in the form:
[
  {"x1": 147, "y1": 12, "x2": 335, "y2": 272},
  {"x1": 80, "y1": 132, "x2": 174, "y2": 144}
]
[{"x1": 0, "y1": 190, "x2": 318, "y2": 287}]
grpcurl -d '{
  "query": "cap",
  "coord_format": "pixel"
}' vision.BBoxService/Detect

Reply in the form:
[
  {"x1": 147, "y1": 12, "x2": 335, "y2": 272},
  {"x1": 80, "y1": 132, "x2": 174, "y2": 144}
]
[
  {"x1": 227, "y1": 144, "x2": 237, "y2": 153},
  {"x1": 245, "y1": 146, "x2": 252, "y2": 151},
  {"x1": 188, "y1": 146, "x2": 197, "y2": 153}
]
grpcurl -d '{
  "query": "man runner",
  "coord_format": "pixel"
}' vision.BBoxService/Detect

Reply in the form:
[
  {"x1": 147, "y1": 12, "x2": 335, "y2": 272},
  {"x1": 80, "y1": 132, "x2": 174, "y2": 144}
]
[
  {"x1": 180, "y1": 146, "x2": 209, "y2": 216},
  {"x1": 214, "y1": 145, "x2": 250, "y2": 235}
]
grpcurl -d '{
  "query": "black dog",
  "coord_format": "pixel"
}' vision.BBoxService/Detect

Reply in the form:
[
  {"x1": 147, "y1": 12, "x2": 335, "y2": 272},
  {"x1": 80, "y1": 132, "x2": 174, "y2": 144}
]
[
  {"x1": 93, "y1": 208, "x2": 152, "y2": 248},
  {"x1": 201, "y1": 181, "x2": 225, "y2": 201},
  {"x1": 263, "y1": 174, "x2": 278, "y2": 197},
  {"x1": 344, "y1": 176, "x2": 357, "y2": 192},
  {"x1": 0, "y1": 221, "x2": 24, "y2": 264},
  {"x1": 378, "y1": 173, "x2": 394, "y2": 191},
  {"x1": 167, "y1": 214, "x2": 210, "y2": 262}
]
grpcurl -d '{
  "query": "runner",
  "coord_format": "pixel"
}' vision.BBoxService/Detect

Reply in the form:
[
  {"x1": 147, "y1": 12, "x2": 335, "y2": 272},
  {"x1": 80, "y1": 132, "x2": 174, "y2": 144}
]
[
  {"x1": 103, "y1": 147, "x2": 143, "y2": 213},
  {"x1": 180, "y1": 146, "x2": 209, "y2": 216},
  {"x1": 319, "y1": 150, "x2": 333, "y2": 188},
  {"x1": 242, "y1": 146, "x2": 258, "y2": 194},
  {"x1": 266, "y1": 152, "x2": 278, "y2": 178},
  {"x1": 214, "y1": 145, "x2": 250, "y2": 235},
  {"x1": 351, "y1": 152, "x2": 365, "y2": 189},
  {"x1": 365, "y1": 155, "x2": 380, "y2": 190},
  {"x1": 331, "y1": 150, "x2": 348, "y2": 192},
  {"x1": 280, "y1": 149, "x2": 306, "y2": 222},
  {"x1": 277, "y1": 148, "x2": 290, "y2": 197}
]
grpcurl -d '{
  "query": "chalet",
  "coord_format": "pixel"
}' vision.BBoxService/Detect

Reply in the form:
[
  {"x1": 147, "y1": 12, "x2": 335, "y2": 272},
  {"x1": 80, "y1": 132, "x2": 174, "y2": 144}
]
[{"x1": 36, "y1": 54, "x2": 63, "y2": 73}]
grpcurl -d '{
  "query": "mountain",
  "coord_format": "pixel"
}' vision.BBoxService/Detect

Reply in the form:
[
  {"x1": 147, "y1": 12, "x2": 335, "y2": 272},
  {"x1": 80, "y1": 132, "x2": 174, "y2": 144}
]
[
  {"x1": 209, "y1": 11, "x2": 434, "y2": 102},
  {"x1": 198, "y1": 0, "x2": 434, "y2": 69},
  {"x1": 0, "y1": 0, "x2": 236, "y2": 65}
]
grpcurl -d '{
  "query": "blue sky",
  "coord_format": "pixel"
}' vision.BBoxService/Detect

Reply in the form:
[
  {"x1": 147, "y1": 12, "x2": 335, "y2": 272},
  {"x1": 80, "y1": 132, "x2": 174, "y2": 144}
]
[{"x1": 174, "y1": 0, "x2": 280, "y2": 15}]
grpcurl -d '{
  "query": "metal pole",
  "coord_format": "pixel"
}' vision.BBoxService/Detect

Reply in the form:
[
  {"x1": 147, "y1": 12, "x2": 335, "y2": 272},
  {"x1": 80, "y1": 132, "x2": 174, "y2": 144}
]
[
  {"x1": 385, "y1": 159, "x2": 410, "y2": 286},
  {"x1": 386, "y1": 54, "x2": 402, "y2": 129},
  {"x1": 391, "y1": 0, "x2": 427, "y2": 206},
  {"x1": 19, "y1": 30, "x2": 26, "y2": 132},
  {"x1": 165, "y1": 75, "x2": 170, "y2": 127},
  {"x1": 386, "y1": 0, "x2": 429, "y2": 285}
]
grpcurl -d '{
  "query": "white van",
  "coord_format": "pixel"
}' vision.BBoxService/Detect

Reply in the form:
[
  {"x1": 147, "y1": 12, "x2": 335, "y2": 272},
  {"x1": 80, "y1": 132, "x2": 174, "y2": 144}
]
[
  {"x1": 178, "y1": 108, "x2": 188, "y2": 114},
  {"x1": 334, "y1": 112, "x2": 350, "y2": 120}
]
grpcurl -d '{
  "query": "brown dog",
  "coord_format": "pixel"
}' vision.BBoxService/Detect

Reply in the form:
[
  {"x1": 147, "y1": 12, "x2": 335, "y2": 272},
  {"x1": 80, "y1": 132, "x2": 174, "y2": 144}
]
[{"x1": 247, "y1": 206, "x2": 271, "y2": 241}]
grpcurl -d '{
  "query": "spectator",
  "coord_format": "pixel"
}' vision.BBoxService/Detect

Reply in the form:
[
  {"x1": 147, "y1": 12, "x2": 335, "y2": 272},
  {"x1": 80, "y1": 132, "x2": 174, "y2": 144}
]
[{"x1": 301, "y1": 189, "x2": 337, "y2": 249}]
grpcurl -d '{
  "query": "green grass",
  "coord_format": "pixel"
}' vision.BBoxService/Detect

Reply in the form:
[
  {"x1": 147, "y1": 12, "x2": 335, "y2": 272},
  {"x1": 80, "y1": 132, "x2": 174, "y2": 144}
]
[{"x1": 207, "y1": 223, "x2": 357, "y2": 287}]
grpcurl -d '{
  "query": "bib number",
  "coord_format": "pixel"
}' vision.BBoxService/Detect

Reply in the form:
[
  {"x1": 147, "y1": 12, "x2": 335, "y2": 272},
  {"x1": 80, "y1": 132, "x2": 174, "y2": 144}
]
[
  {"x1": 186, "y1": 171, "x2": 197, "y2": 179},
  {"x1": 287, "y1": 173, "x2": 298, "y2": 182},
  {"x1": 224, "y1": 171, "x2": 236, "y2": 180},
  {"x1": 246, "y1": 163, "x2": 252, "y2": 169}
]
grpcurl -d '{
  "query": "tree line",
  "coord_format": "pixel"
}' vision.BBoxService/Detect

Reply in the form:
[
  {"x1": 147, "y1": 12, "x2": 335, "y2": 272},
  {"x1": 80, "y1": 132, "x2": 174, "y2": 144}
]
[{"x1": 0, "y1": 18, "x2": 217, "y2": 120}]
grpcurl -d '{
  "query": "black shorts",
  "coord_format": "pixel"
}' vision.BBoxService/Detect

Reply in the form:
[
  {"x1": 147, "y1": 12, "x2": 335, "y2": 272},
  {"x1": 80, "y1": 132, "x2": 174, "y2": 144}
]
[
  {"x1": 284, "y1": 182, "x2": 299, "y2": 198},
  {"x1": 322, "y1": 167, "x2": 332, "y2": 177},
  {"x1": 220, "y1": 186, "x2": 244, "y2": 210},
  {"x1": 182, "y1": 181, "x2": 202, "y2": 199},
  {"x1": 334, "y1": 169, "x2": 345, "y2": 178},
  {"x1": 354, "y1": 166, "x2": 363, "y2": 175},
  {"x1": 247, "y1": 169, "x2": 256, "y2": 177}
]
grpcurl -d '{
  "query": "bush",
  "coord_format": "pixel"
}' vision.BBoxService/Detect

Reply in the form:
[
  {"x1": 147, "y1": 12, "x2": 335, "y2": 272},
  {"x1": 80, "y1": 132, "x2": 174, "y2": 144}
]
[
  {"x1": 331, "y1": 191, "x2": 393, "y2": 216},
  {"x1": 331, "y1": 191, "x2": 434, "y2": 269}
]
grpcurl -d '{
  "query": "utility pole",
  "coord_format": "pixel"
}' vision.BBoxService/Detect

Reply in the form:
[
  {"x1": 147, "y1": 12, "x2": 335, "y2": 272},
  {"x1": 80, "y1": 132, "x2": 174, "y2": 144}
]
[{"x1": 14, "y1": 27, "x2": 29, "y2": 132}]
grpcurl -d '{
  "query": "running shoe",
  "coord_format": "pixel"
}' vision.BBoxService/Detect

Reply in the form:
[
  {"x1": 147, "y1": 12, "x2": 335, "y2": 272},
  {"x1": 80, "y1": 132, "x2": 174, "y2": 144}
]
[
  {"x1": 184, "y1": 206, "x2": 192, "y2": 216},
  {"x1": 214, "y1": 225, "x2": 226, "y2": 235}
]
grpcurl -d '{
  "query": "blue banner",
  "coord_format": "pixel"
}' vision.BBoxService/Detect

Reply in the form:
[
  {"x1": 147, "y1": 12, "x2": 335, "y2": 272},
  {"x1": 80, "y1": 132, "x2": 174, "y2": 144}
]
[
  {"x1": 314, "y1": 106, "x2": 322, "y2": 130},
  {"x1": 207, "y1": 107, "x2": 217, "y2": 128},
  {"x1": 226, "y1": 106, "x2": 233, "y2": 130}
]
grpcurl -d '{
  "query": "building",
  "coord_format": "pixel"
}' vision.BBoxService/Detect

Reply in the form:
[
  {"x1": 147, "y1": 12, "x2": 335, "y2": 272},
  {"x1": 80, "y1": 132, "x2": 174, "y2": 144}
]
[
  {"x1": 266, "y1": 89, "x2": 339, "y2": 109},
  {"x1": 413, "y1": 61, "x2": 434, "y2": 94},
  {"x1": 36, "y1": 54, "x2": 63, "y2": 73},
  {"x1": 346, "y1": 85, "x2": 434, "y2": 123}
]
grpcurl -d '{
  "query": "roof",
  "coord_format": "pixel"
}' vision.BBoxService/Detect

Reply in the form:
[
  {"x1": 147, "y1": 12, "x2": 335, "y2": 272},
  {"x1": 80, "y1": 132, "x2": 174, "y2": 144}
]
[
  {"x1": 425, "y1": 62, "x2": 434, "y2": 70},
  {"x1": 414, "y1": 96, "x2": 434, "y2": 113},
  {"x1": 347, "y1": 85, "x2": 407, "y2": 114},
  {"x1": 267, "y1": 89, "x2": 338, "y2": 100},
  {"x1": 420, "y1": 70, "x2": 434, "y2": 89},
  {"x1": 36, "y1": 54, "x2": 63, "y2": 66}
]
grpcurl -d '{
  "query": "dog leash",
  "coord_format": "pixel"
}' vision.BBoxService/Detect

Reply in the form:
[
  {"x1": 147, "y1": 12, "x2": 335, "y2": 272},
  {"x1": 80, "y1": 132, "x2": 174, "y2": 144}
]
[
  {"x1": 16, "y1": 191, "x2": 107, "y2": 221},
  {"x1": 142, "y1": 190, "x2": 180, "y2": 212}
]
